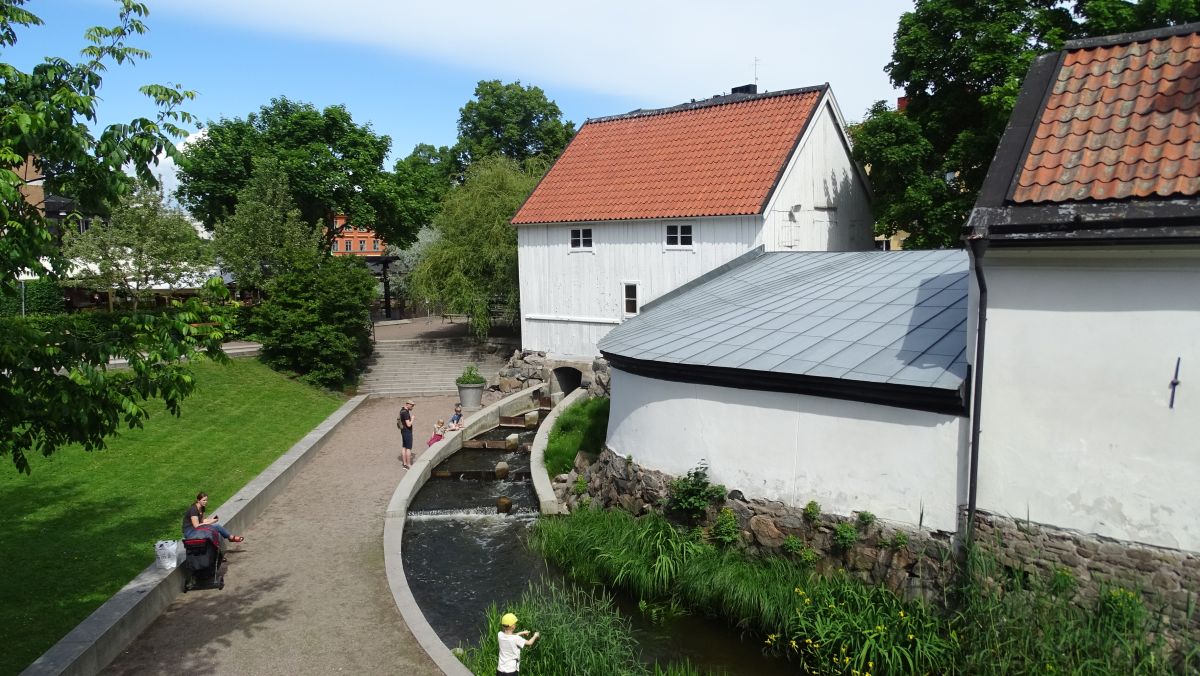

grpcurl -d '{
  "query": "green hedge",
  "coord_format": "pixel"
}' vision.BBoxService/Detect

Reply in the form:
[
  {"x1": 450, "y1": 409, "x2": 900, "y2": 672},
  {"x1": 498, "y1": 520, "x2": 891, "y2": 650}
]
[{"x1": 0, "y1": 278, "x2": 66, "y2": 316}]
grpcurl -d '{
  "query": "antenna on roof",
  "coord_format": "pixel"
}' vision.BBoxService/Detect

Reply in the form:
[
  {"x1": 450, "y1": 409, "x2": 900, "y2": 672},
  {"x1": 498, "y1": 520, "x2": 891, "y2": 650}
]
[{"x1": 754, "y1": 56, "x2": 760, "y2": 87}]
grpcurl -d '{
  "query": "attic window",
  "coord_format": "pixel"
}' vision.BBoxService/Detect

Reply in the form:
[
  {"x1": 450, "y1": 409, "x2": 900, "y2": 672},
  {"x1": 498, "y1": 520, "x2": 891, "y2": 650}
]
[
  {"x1": 666, "y1": 223, "x2": 693, "y2": 248},
  {"x1": 570, "y1": 227, "x2": 593, "y2": 249}
]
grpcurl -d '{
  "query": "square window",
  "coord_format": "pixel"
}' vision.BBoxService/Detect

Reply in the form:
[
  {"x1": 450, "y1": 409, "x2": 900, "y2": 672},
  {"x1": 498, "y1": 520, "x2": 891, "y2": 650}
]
[
  {"x1": 624, "y1": 284, "x2": 638, "y2": 315},
  {"x1": 570, "y1": 227, "x2": 593, "y2": 249},
  {"x1": 666, "y1": 224, "x2": 693, "y2": 247}
]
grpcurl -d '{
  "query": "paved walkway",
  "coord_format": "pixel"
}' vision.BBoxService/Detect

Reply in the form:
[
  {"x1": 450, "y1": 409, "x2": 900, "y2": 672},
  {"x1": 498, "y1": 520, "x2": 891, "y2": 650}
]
[{"x1": 104, "y1": 396, "x2": 462, "y2": 676}]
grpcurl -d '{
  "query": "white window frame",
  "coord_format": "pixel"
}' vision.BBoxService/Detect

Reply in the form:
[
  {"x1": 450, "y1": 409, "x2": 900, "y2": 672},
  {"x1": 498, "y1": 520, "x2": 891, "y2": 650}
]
[
  {"x1": 665, "y1": 222, "x2": 694, "y2": 250},
  {"x1": 569, "y1": 227, "x2": 594, "y2": 252},
  {"x1": 622, "y1": 281, "x2": 639, "y2": 316}
]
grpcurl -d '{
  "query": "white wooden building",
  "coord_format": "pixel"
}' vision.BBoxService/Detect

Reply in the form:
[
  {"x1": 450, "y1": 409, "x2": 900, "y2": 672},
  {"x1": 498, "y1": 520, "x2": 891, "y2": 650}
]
[
  {"x1": 964, "y1": 24, "x2": 1200, "y2": 552},
  {"x1": 511, "y1": 84, "x2": 873, "y2": 359}
]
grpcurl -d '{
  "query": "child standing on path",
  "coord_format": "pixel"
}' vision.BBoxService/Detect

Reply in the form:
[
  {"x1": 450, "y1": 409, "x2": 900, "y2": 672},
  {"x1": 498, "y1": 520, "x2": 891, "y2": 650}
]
[{"x1": 497, "y1": 612, "x2": 538, "y2": 675}]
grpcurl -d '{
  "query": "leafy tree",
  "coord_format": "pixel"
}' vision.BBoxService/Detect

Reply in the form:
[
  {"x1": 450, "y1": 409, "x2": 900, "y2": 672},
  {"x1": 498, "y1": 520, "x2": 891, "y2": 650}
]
[
  {"x1": 176, "y1": 97, "x2": 412, "y2": 246},
  {"x1": 386, "y1": 225, "x2": 439, "y2": 315},
  {"x1": 853, "y1": 0, "x2": 1199, "y2": 248},
  {"x1": 409, "y1": 155, "x2": 544, "y2": 338},
  {"x1": 62, "y1": 181, "x2": 212, "y2": 309},
  {"x1": 393, "y1": 143, "x2": 454, "y2": 228},
  {"x1": 255, "y1": 253, "x2": 376, "y2": 389},
  {"x1": 0, "y1": 0, "x2": 232, "y2": 473},
  {"x1": 213, "y1": 157, "x2": 321, "y2": 291},
  {"x1": 453, "y1": 80, "x2": 576, "y2": 170}
]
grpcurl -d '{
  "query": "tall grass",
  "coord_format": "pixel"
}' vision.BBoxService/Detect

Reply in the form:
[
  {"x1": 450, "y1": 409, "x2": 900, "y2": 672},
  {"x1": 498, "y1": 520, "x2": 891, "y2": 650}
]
[
  {"x1": 533, "y1": 508, "x2": 1199, "y2": 675},
  {"x1": 457, "y1": 581, "x2": 705, "y2": 676},
  {"x1": 543, "y1": 396, "x2": 609, "y2": 475}
]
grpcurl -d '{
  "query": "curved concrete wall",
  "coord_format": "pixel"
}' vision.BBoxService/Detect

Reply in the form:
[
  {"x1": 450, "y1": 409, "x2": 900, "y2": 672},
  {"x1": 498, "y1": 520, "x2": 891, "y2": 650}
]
[
  {"x1": 529, "y1": 387, "x2": 590, "y2": 514},
  {"x1": 383, "y1": 384, "x2": 548, "y2": 676}
]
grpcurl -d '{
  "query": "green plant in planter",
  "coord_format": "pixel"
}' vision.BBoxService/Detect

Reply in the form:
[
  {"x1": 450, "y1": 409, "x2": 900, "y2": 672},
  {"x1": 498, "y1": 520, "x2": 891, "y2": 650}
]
[
  {"x1": 833, "y1": 523, "x2": 858, "y2": 550},
  {"x1": 456, "y1": 364, "x2": 486, "y2": 385}
]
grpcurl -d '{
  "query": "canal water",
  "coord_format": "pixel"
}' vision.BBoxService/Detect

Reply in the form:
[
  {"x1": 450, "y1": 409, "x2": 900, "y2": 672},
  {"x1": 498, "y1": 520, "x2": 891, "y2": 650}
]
[{"x1": 401, "y1": 411, "x2": 794, "y2": 675}]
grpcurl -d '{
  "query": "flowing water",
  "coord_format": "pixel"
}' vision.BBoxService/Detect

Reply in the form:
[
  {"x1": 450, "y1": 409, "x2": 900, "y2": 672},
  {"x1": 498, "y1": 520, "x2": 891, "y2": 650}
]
[{"x1": 401, "y1": 413, "x2": 795, "y2": 675}]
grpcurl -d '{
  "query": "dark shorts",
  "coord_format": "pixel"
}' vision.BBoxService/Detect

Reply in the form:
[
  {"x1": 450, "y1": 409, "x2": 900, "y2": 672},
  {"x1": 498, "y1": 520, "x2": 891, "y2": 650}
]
[
  {"x1": 401, "y1": 430, "x2": 413, "y2": 448},
  {"x1": 497, "y1": 671, "x2": 517, "y2": 676}
]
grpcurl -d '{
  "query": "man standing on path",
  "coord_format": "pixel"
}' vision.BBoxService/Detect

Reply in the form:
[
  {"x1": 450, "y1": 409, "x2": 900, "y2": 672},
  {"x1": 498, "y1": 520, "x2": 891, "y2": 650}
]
[{"x1": 397, "y1": 400, "x2": 415, "y2": 468}]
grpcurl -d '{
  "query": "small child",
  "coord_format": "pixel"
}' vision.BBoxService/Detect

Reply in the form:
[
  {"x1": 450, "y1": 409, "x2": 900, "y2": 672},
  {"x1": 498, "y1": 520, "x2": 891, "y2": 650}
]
[
  {"x1": 427, "y1": 419, "x2": 447, "y2": 448},
  {"x1": 448, "y1": 403, "x2": 465, "y2": 431}
]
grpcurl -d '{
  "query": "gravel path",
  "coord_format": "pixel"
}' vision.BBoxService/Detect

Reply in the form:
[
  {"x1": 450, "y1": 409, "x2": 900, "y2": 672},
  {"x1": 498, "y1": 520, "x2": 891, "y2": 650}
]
[{"x1": 104, "y1": 396, "x2": 464, "y2": 676}]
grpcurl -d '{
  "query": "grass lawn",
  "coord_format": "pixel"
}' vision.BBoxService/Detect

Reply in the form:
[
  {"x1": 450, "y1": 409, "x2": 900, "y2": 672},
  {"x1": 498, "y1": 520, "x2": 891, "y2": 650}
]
[
  {"x1": 544, "y1": 397, "x2": 609, "y2": 476},
  {"x1": 0, "y1": 358, "x2": 343, "y2": 674}
]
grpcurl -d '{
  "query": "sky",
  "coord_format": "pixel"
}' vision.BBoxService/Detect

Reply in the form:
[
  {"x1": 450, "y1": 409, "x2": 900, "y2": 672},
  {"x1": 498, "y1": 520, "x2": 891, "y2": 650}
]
[{"x1": 10, "y1": 0, "x2": 914, "y2": 180}]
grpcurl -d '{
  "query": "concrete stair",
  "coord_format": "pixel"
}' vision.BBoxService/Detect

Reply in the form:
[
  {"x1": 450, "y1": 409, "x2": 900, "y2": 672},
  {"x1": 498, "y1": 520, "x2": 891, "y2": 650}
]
[{"x1": 358, "y1": 338, "x2": 512, "y2": 398}]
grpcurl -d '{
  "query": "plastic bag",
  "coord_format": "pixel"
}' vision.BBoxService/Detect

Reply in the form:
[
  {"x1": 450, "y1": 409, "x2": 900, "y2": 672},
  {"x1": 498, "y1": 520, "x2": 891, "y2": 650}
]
[{"x1": 155, "y1": 540, "x2": 179, "y2": 570}]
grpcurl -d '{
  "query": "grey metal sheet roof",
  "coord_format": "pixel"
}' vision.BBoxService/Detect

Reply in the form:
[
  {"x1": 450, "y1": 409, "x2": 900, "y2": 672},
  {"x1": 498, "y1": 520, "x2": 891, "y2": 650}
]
[{"x1": 598, "y1": 250, "x2": 970, "y2": 391}]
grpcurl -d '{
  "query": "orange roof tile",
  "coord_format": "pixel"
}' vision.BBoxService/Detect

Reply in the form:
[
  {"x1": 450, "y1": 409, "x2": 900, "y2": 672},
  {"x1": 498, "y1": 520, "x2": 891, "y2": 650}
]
[
  {"x1": 1013, "y1": 30, "x2": 1200, "y2": 203},
  {"x1": 512, "y1": 87, "x2": 826, "y2": 224}
]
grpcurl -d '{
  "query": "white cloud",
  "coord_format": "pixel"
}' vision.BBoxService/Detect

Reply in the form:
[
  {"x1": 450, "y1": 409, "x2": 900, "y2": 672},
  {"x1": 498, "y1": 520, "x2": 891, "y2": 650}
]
[{"x1": 157, "y1": 0, "x2": 909, "y2": 121}]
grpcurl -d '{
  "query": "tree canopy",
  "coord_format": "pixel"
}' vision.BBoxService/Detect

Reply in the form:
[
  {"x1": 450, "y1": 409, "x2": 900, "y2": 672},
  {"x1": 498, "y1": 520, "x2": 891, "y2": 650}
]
[
  {"x1": 213, "y1": 156, "x2": 321, "y2": 291},
  {"x1": 0, "y1": 0, "x2": 231, "y2": 473},
  {"x1": 176, "y1": 97, "x2": 413, "y2": 246},
  {"x1": 852, "y1": 0, "x2": 1200, "y2": 248},
  {"x1": 453, "y1": 80, "x2": 576, "y2": 170},
  {"x1": 408, "y1": 155, "x2": 545, "y2": 337},
  {"x1": 62, "y1": 181, "x2": 212, "y2": 309}
]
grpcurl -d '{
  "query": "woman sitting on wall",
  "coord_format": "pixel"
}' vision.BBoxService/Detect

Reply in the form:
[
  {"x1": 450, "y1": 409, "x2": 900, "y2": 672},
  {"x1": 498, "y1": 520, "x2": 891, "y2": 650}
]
[{"x1": 182, "y1": 492, "x2": 245, "y2": 543}]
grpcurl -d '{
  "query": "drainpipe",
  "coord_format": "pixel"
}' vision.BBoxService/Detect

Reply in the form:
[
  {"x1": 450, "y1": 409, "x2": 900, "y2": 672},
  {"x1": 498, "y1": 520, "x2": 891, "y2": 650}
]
[{"x1": 965, "y1": 238, "x2": 988, "y2": 548}]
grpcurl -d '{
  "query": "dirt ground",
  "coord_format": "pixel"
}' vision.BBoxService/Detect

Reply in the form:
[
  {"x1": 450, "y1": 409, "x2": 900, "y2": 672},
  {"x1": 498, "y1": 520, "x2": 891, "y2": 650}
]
[{"x1": 104, "y1": 396, "x2": 463, "y2": 676}]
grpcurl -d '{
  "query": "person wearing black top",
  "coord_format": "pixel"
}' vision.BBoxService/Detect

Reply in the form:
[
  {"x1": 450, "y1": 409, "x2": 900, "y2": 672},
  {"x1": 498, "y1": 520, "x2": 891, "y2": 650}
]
[
  {"x1": 398, "y1": 399, "x2": 415, "y2": 468},
  {"x1": 182, "y1": 492, "x2": 244, "y2": 543}
]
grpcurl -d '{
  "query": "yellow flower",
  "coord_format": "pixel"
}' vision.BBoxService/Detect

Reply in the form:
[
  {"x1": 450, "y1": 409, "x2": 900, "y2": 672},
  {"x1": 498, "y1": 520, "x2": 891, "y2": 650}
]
[
  {"x1": 898, "y1": 610, "x2": 906, "y2": 618},
  {"x1": 806, "y1": 638, "x2": 813, "y2": 644},
  {"x1": 790, "y1": 640, "x2": 799, "y2": 650},
  {"x1": 908, "y1": 634, "x2": 915, "y2": 640},
  {"x1": 805, "y1": 598, "x2": 812, "y2": 605},
  {"x1": 869, "y1": 662, "x2": 874, "y2": 669},
  {"x1": 844, "y1": 657, "x2": 850, "y2": 664}
]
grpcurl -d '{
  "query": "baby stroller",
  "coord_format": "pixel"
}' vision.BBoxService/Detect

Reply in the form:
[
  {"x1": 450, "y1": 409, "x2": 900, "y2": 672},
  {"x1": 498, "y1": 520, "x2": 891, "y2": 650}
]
[{"x1": 182, "y1": 527, "x2": 226, "y2": 592}]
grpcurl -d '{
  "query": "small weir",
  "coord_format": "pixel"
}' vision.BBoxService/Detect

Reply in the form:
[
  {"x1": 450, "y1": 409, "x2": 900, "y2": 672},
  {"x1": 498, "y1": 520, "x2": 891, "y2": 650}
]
[{"x1": 401, "y1": 399, "x2": 794, "y2": 675}]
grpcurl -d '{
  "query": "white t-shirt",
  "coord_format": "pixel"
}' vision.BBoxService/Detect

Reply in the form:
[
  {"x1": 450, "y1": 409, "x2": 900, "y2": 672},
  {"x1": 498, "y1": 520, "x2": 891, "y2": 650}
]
[{"x1": 497, "y1": 632, "x2": 527, "y2": 673}]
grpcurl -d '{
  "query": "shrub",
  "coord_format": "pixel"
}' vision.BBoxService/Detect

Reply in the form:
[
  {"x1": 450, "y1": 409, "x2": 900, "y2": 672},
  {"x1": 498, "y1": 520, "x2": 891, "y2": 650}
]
[
  {"x1": 782, "y1": 534, "x2": 804, "y2": 555},
  {"x1": 456, "y1": 364, "x2": 486, "y2": 385},
  {"x1": 889, "y1": 531, "x2": 909, "y2": 550},
  {"x1": 572, "y1": 475, "x2": 587, "y2": 495},
  {"x1": 711, "y1": 507, "x2": 739, "y2": 547},
  {"x1": 833, "y1": 523, "x2": 858, "y2": 550},
  {"x1": 856, "y1": 511, "x2": 876, "y2": 530},
  {"x1": 667, "y1": 463, "x2": 725, "y2": 523},
  {"x1": 256, "y1": 254, "x2": 375, "y2": 389},
  {"x1": 803, "y1": 500, "x2": 821, "y2": 523},
  {"x1": 543, "y1": 397, "x2": 609, "y2": 476}
]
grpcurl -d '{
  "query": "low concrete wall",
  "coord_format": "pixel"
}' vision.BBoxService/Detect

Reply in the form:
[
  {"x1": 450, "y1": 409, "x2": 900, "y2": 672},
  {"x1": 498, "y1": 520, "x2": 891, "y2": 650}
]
[
  {"x1": 529, "y1": 387, "x2": 589, "y2": 515},
  {"x1": 21, "y1": 395, "x2": 368, "y2": 676},
  {"x1": 383, "y1": 384, "x2": 548, "y2": 676}
]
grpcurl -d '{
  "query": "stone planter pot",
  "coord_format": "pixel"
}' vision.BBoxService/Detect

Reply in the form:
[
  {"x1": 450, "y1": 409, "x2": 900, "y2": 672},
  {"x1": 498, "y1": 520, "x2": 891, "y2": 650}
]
[{"x1": 457, "y1": 382, "x2": 484, "y2": 410}]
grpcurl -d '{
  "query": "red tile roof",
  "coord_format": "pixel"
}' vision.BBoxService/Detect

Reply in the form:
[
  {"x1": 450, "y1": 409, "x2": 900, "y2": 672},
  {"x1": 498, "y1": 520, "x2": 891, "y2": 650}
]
[
  {"x1": 512, "y1": 87, "x2": 826, "y2": 224},
  {"x1": 1013, "y1": 29, "x2": 1200, "y2": 203}
]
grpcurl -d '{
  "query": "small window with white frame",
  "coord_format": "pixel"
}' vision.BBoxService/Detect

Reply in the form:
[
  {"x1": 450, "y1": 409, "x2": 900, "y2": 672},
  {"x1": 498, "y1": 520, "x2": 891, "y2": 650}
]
[
  {"x1": 623, "y1": 283, "x2": 639, "y2": 315},
  {"x1": 570, "y1": 227, "x2": 593, "y2": 250},
  {"x1": 666, "y1": 223, "x2": 693, "y2": 248}
]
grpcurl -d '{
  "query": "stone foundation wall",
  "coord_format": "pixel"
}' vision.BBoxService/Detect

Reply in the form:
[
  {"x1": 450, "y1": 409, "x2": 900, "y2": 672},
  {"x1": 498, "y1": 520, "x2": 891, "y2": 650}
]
[
  {"x1": 553, "y1": 448, "x2": 957, "y2": 603},
  {"x1": 495, "y1": 350, "x2": 610, "y2": 397},
  {"x1": 971, "y1": 510, "x2": 1200, "y2": 637},
  {"x1": 553, "y1": 449, "x2": 1200, "y2": 635}
]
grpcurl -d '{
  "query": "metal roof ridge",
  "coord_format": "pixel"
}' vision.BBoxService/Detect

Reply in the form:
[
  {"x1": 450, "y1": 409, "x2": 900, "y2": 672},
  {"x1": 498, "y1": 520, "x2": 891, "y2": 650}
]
[
  {"x1": 1063, "y1": 21, "x2": 1200, "y2": 51},
  {"x1": 584, "y1": 84, "x2": 829, "y2": 125}
]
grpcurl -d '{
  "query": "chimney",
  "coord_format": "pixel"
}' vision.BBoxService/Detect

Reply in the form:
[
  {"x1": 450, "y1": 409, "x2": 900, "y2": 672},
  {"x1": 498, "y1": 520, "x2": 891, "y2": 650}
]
[
  {"x1": 731, "y1": 84, "x2": 758, "y2": 96},
  {"x1": 897, "y1": 96, "x2": 909, "y2": 112}
]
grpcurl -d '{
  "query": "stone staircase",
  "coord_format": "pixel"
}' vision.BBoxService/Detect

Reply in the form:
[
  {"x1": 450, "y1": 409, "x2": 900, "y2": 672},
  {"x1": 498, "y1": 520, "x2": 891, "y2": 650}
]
[{"x1": 358, "y1": 338, "x2": 513, "y2": 398}]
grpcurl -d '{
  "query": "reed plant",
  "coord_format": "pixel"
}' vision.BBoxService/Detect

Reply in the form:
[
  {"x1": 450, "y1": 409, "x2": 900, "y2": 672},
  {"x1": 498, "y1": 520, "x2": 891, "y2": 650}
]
[{"x1": 457, "y1": 581, "x2": 707, "y2": 676}]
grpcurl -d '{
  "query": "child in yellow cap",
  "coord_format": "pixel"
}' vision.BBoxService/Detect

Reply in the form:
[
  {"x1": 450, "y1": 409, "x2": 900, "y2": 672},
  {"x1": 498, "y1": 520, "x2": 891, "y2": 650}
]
[{"x1": 497, "y1": 612, "x2": 539, "y2": 675}]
